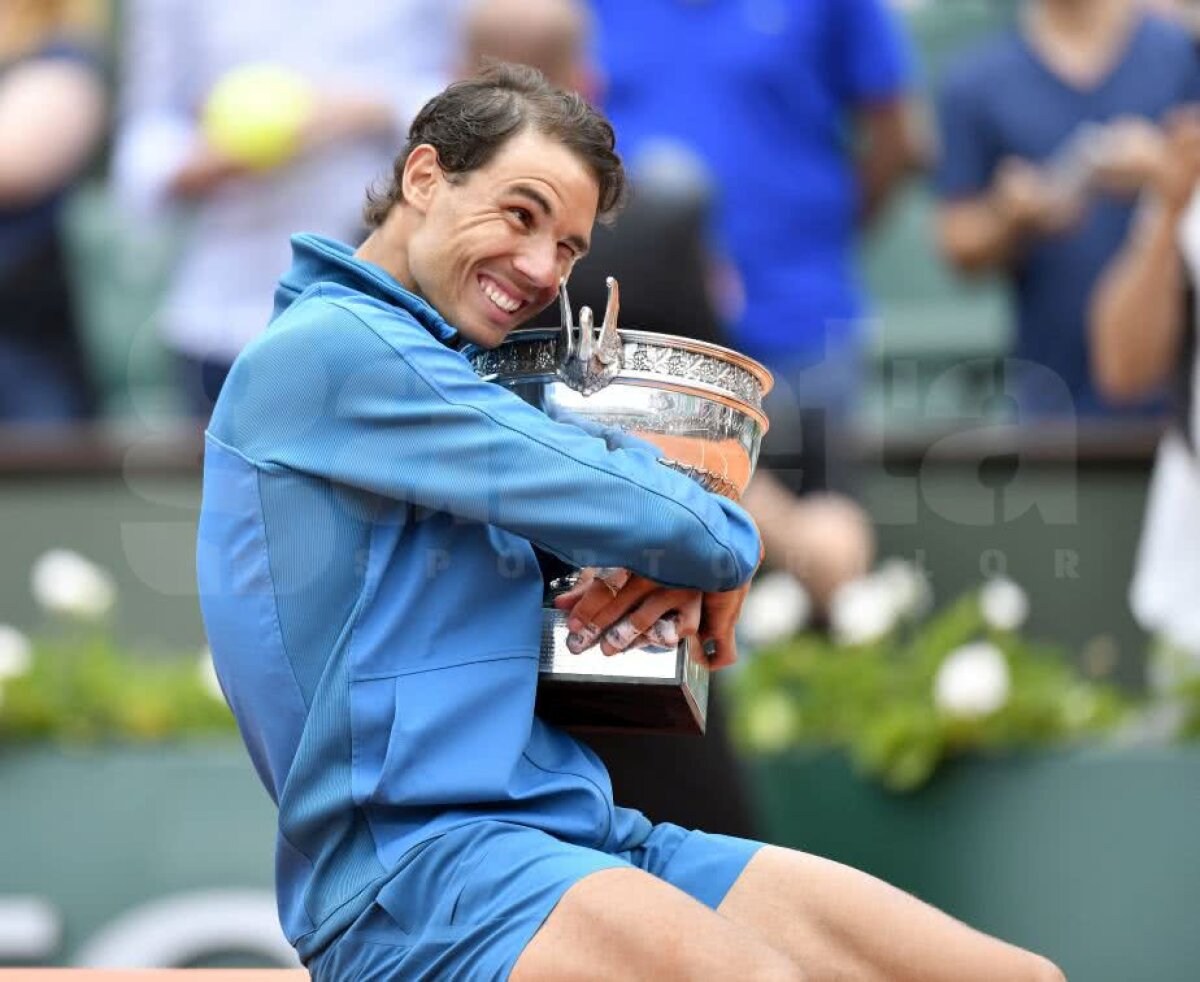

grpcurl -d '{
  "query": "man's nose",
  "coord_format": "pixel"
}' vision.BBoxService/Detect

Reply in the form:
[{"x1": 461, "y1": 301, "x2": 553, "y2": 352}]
[{"x1": 513, "y1": 238, "x2": 561, "y2": 291}]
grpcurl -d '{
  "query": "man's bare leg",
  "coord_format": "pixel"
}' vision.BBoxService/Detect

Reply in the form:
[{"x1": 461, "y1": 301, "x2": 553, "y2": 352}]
[
  {"x1": 510, "y1": 866, "x2": 804, "y2": 982},
  {"x1": 718, "y1": 846, "x2": 1066, "y2": 981}
]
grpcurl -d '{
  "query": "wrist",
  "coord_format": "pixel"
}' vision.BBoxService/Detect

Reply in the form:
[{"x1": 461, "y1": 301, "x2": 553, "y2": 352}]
[{"x1": 985, "y1": 184, "x2": 1029, "y2": 242}]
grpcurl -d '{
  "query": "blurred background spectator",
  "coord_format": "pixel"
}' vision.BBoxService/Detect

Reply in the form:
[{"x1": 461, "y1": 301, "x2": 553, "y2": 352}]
[
  {"x1": 110, "y1": 0, "x2": 464, "y2": 419},
  {"x1": 935, "y1": 0, "x2": 1200, "y2": 419},
  {"x1": 588, "y1": 0, "x2": 925, "y2": 614},
  {"x1": 1090, "y1": 109, "x2": 1200, "y2": 682},
  {"x1": 1146, "y1": 0, "x2": 1200, "y2": 34},
  {"x1": 0, "y1": 0, "x2": 107, "y2": 424}
]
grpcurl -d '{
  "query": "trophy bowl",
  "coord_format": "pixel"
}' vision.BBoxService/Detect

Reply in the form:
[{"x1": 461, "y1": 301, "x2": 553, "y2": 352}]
[{"x1": 469, "y1": 282, "x2": 772, "y2": 734}]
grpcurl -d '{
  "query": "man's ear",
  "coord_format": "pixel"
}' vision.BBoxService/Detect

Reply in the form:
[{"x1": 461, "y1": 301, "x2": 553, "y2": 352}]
[{"x1": 401, "y1": 144, "x2": 443, "y2": 215}]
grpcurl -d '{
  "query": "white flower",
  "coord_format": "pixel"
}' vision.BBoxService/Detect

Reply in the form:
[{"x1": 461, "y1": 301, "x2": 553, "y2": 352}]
[
  {"x1": 829, "y1": 576, "x2": 897, "y2": 646},
  {"x1": 0, "y1": 625, "x2": 33, "y2": 680},
  {"x1": 30, "y1": 549, "x2": 116, "y2": 621},
  {"x1": 740, "y1": 571, "x2": 811, "y2": 648},
  {"x1": 934, "y1": 642, "x2": 1011, "y2": 719},
  {"x1": 979, "y1": 577, "x2": 1029, "y2": 632},
  {"x1": 874, "y1": 559, "x2": 933, "y2": 621},
  {"x1": 197, "y1": 647, "x2": 226, "y2": 703}
]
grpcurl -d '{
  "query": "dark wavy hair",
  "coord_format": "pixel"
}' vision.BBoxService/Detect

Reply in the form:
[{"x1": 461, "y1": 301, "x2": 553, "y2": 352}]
[{"x1": 364, "y1": 61, "x2": 626, "y2": 228}]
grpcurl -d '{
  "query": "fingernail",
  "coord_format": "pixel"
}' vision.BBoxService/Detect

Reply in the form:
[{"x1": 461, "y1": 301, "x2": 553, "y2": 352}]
[
  {"x1": 604, "y1": 619, "x2": 638, "y2": 652},
  {"x1": 646, "y1": 618, "x2": 678, "y2": 647},
  {"x1": 702, "y1": 639, "x2": 718, "y2": 661},
  {"x1": 566, "y1": 624, "x2": 598, "y2": 653},
  {"x1": 567, "y1": 617, "x2": 582, "y2": 633}
]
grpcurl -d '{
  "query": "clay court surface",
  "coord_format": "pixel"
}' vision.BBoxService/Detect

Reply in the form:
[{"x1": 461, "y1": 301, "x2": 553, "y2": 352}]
[{"x1": 0, "y1": 973, "x2": 309, "y2": 980}]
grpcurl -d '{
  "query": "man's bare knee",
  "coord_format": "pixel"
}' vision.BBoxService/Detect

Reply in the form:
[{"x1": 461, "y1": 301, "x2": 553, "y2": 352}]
[{"x1": 1026, "y1": 954, "x2": 1067, "y2": 982}]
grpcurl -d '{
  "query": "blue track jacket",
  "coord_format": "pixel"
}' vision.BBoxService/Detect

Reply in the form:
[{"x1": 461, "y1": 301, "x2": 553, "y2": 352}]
[{"x1": 196, "y1": 233, "x2": 762, "y2": 961}]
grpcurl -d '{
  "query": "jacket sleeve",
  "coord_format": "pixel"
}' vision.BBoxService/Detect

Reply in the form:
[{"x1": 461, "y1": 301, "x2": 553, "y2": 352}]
[{"x1": 211, "y1": 299, "x2": 761, "y2": 592}]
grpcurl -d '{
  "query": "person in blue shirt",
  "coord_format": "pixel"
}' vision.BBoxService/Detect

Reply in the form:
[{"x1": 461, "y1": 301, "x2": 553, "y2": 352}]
[
  {"x1": 592, "y1": 0, "x2": 921, "y2": 482},
  {"x1": 589, "y1": 0, "x2": 914, "y2": 619},
  {"x1": 198, "y1": 63, "x2": 1062, "y2": 981},
  {"x1": 935, "y1": 0, "x2": 1200, "y2": 418}
]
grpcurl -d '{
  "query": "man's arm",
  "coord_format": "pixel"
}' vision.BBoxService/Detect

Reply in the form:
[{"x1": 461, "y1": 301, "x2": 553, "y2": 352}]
[
  {"x1": 835, "y1": 0, "x2": 922, "y2": 227},
  {"x1": 856, "y1": 99, "x2": 926, "y2": 229},
  {"x1": 214, "y1": 300, "x2": 762, "y2": 593},
  {"x1": 1090, "y1": 113, "x2": 1200, "y2": 402},
  {"x1": 0, "y1": 56, "x2": 105, "y2": 207}
]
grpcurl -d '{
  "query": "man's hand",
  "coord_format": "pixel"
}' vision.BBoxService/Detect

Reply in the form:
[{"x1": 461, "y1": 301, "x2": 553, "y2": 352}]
[
  {"x1": 169, "y1": 140, "x2": 250, "y2": 199},
  {"x1": 696, "y1": 581, "x2": 751, "y2": 670},
  {"x1": 555, "y1": 569, "x2": 701, "y2": 657},
  {"x1": 556, "y1": 568, "x2": 752, "y2": 670}
]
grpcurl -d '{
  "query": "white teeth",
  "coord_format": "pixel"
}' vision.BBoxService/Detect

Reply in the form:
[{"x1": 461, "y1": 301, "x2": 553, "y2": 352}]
[{"x1": 480, "y1": 277, "x2": 521, "y2": 313}]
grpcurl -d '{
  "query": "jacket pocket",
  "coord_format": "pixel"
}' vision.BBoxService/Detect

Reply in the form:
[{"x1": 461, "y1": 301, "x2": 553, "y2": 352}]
[{"x1": 350, "y1": 652, "x2": 538, "y2": 808}]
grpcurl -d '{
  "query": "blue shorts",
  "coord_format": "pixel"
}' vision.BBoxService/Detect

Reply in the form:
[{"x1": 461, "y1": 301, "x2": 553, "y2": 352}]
[{"x1": 307, "y1": 820, "x2": 763, "y2": 981}]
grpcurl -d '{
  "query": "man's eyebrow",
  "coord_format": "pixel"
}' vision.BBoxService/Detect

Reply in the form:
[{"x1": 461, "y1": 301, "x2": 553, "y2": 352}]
[{"x1": 510, "y1": 183, "x2": 590, "y2": 255}]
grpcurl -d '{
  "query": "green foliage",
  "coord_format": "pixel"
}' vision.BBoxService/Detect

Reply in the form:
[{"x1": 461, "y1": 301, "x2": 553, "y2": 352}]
[
  {"x1": 0, "y1": 628, "x2": 235, "y2": 746},
  {"x1": 731, "y1": 589, "x2": 1129, "y2": 793}
]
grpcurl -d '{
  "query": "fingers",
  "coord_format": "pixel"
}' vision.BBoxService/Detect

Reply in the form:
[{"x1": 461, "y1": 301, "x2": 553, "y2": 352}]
[
  {"x1": 608, "y1": 589, "x2": 688, "y2": 644},
  {"x1": 560, "y1": 577, "x2": 704, "y2": 656},
  {"x1": 695, "y1": 632, "x2": 738, "y2": 670},
  {"x1": 696, "y1": 586, "x2": 752, "y2": 670},
  {"x1": 598, "y1": 589, "x2": 693, "y2": 655},
  {"x1": 631, "y1": 593, "x2": 701, "y2": 653},
  {"x1": 552, "y1": 568, "x2": 598, "y2": 610},
  {"x1": 673, "y1": 593, "x2": 702, "y2": 640},
  {"x1": 565, "y1": 575, "x2": 658, "y2": 653},
  {"x1": 552, "y1": 567, "x2": 632, "y2": 611},
  {"x1": 640, "y1": 616, "x2": 680, "y2": 649}
]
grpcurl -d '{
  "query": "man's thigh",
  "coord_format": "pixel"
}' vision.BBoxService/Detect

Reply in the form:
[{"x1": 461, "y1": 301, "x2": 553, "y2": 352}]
[
  {"x1": 511, "y1": 866, "x2": 800, "y2": 982},
  {"x1": 718, "y1": 845, "x2": 1064, "y2": 982},
  {"x1": 512, "y1": 826, "x2": 790, "y2": 981}
]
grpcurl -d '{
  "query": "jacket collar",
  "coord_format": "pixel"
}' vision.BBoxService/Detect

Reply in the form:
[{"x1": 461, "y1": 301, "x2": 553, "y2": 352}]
[{"x1": 276, "y1": 233, "x2": 460, "y2": 347}]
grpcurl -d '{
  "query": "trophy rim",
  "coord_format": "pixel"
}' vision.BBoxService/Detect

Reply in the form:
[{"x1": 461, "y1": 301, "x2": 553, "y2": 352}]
[{"x1": 501, "y1": 326, "x2": 775, "y2": 397}]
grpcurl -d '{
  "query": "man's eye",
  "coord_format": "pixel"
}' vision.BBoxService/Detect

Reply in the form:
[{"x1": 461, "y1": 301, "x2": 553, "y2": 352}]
[{"x1": 509, "y1": 207, "x2": 533, "y2": 228}]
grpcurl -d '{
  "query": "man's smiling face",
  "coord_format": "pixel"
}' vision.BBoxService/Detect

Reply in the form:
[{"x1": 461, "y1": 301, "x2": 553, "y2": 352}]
[{"x1": 406, "y1": 127, "x2": 599, "y2": 348}]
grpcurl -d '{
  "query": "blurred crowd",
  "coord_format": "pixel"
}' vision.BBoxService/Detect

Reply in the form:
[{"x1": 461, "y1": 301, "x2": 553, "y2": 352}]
[{"x1": 5, "y1": 0, "x2": 1200, "y2": 635}]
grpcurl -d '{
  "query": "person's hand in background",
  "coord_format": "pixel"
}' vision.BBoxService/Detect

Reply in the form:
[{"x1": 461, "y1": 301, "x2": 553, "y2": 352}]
[
  {"x1": 784, "y1": 493, "x2": 875, "y2": 614},
  {"x1": 742, "y1": 473, "x2": 874, "y2": 616},
  {"x1": 1147, "y1": 107, "x2": 1200, "y2": 217},
  {"x1": 1090, "y1": 116, "x2": 1169, "y2": 198},
  {"x1": 990, "y1": 156, "x2": 1083, "y2": 237},
  {"x1": 169, "y1": 140, "x2": 249, "y2": 198},
  {"x1": 174, "y1": 74, "x2": 400, "y2": 200}
]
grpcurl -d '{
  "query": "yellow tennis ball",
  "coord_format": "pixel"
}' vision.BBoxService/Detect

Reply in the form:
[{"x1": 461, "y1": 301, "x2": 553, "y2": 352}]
[{"x1": 202, "y1": 64, "x2": 314, "y2": 170}]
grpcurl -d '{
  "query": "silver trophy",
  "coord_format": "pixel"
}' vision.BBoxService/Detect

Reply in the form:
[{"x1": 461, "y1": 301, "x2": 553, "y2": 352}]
[{"x1": 470, "y1": 278, "x2": 772, "y2": 734}]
